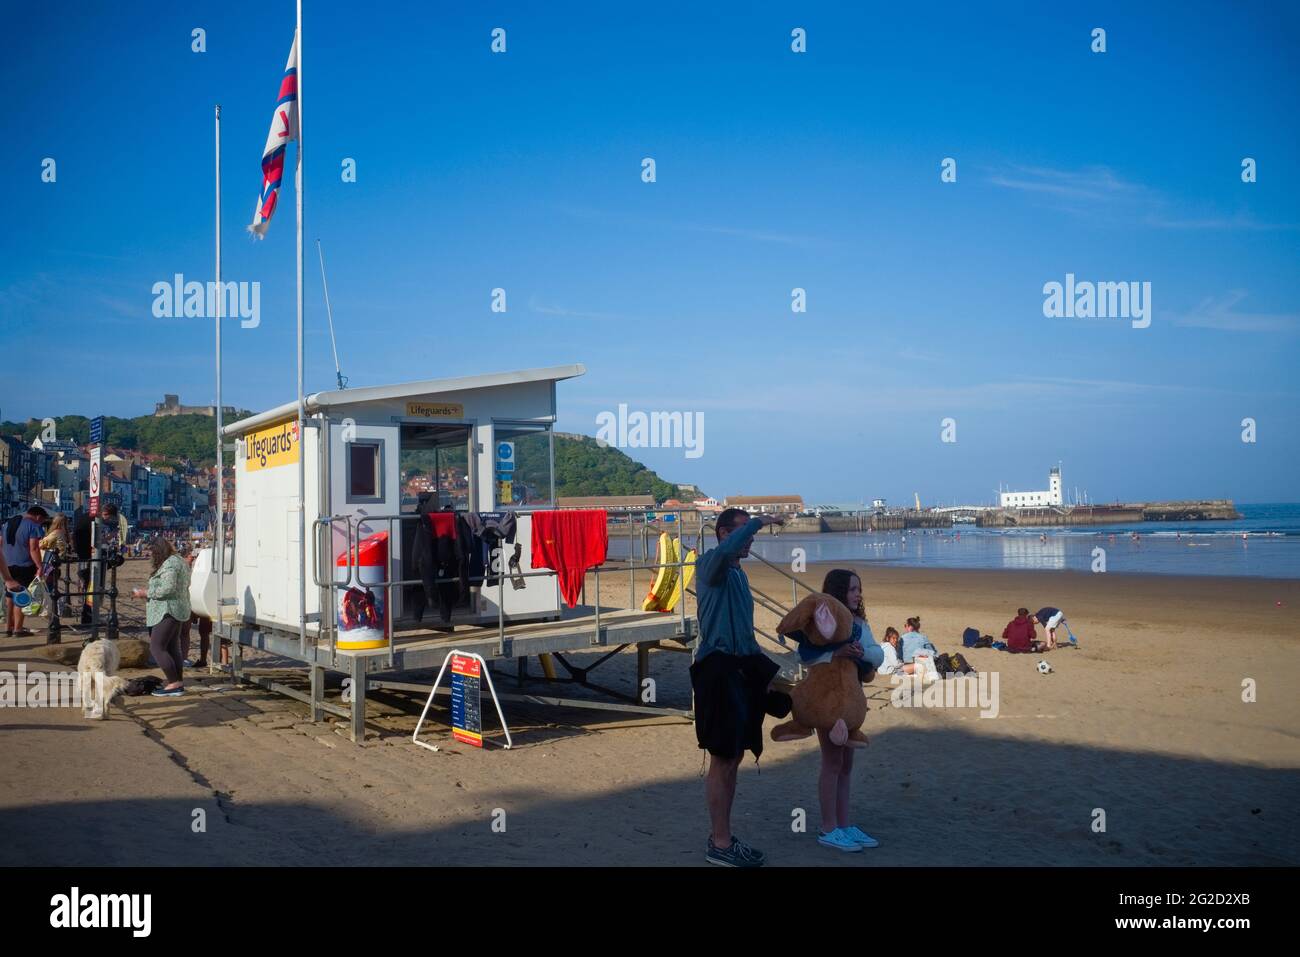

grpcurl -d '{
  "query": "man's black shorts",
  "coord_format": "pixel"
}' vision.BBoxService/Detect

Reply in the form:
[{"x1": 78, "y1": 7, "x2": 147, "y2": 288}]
[
  {"x1": 8, "y1": 564, "x2": 37, "y2": 590},
  {"x1": 690, "y1": 651, "x2": 783, "y2": 761}
]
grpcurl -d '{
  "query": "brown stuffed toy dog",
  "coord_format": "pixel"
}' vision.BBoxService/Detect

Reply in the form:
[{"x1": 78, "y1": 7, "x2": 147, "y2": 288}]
[{"x1": 770, "y1": 593, "x2": 870, "y2": 748}]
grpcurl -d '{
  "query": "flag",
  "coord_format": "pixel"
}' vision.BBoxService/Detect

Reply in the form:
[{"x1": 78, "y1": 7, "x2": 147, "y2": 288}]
[{"x1": 248, "y1": 31, "x2": 299, "y2": 238}]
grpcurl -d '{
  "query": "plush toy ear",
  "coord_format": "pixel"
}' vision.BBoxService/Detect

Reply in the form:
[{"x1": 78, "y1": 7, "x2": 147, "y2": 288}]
[{"x1": 814, "y1": 601, "x2": 837, "y2": 640}]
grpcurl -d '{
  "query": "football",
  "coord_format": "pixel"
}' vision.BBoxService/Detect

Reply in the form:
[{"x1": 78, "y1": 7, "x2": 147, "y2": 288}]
[{"x1": 1036, "y1": 660, "x2": 1054, "y2": 675}]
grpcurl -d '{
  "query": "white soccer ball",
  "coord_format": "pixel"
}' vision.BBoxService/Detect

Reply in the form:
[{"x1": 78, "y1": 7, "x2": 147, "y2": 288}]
[{"x1": 1036, "y1": 660, "x2": 1053, "y2": 675}]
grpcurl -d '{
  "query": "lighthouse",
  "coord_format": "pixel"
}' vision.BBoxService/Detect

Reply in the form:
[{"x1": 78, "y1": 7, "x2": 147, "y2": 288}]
[{"x1": 1048, "y1": 466, "x2": 1062, "y2": 506}]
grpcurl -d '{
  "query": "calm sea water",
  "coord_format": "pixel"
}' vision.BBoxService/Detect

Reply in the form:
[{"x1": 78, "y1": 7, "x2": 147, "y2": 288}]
[{"x1": 612, "y1": 504, "x2": 1300, "y2": 579}]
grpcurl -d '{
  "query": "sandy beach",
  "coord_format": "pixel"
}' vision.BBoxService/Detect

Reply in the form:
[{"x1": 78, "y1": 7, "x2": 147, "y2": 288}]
[{"x1": 2, "y1": 559, "x2": 1297, "y2": 866}]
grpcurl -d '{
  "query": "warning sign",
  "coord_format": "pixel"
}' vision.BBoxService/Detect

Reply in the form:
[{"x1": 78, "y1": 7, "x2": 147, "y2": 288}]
[
  {"x1": 89, "y1": 445, "x2": 102, "y2": 517},
  {"x1": 449, "y1": 653, "x2": 483, "y2": 747}
]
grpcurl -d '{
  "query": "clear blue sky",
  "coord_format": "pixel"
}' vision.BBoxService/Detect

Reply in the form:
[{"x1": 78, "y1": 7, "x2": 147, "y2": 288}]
[{"x1": 2, "y1": 1, "x2": 1297, "y2": 505}]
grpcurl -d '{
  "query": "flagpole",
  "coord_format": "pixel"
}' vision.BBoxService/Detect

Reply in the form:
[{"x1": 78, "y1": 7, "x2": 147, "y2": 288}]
[
  {"x1": 215, "y1": 102, "x2": 225, "y2": 674},
  {"x1": 296, "y1": 0, "x2": 307, "y2": 657}
]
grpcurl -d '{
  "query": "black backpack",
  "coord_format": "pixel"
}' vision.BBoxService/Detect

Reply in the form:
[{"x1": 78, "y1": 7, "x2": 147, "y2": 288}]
[{"x1": 936, "y1": 652, "x2": 976, "y2": 675}]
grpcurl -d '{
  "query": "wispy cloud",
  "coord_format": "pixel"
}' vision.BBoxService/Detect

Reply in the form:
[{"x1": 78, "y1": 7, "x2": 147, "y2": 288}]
[
  {"x1": 1143, "y1": 214, "x2": 1300, "y2": 232},
  {"x1": 678, "y1": 222, "x2": 819, "y2": 247},
  {"x1": 551, "y1": 202, "x2": 823, "y2": 248},
  {"x1": 987, "y1": 164, "x2": 1298, "y2": 232},
  {"x1": 988, "y1": 164, "x2": 1145, "y2": 202},
  {"x1": 1172, "y1": 291, "x2": 1298, "y2": 333},
  {"x1": 527, "y1": 297, "x2": 635, "y2": 322}
]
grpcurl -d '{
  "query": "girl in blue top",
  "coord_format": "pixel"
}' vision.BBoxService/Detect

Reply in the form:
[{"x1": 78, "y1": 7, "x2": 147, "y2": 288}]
[{"x1": 808, "y1": 569, "x2": 882, "y2": 853}]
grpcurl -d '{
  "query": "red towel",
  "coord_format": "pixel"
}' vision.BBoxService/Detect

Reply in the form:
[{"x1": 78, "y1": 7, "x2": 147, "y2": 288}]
[
  {"x1": 531, "y1": 510, "x2": 608, "y2": 607},
  {"x1": 426, "y1": 512, "x2": 457, "y2": 539}
]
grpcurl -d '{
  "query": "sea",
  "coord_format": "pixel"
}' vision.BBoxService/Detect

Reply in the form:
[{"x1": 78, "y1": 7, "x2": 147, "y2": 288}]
[{"x1": 614, "y1": 503, "x2": 1300, "y2": 580}]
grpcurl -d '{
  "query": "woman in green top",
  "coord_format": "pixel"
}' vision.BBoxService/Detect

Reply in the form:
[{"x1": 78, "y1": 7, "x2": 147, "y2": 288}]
[{"x1": 131, "y1": 538, "x2": 191, "y2": 696}]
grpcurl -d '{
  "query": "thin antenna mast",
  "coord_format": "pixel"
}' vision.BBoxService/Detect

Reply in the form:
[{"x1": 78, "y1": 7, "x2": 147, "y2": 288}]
[{"x1": 316, "y1": 238, "x2": 347, "y2": 389}]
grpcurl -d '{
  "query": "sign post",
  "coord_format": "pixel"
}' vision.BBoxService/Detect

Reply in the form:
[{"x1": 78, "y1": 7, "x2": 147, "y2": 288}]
[{"x1": 412, "y1": 650, "x2": 513, "y2": 751}]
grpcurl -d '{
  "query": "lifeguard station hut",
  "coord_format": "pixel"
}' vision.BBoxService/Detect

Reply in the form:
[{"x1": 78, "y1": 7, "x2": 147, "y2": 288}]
[{"x1": 204, "y1": 364, "x2": 712, "y2": 743}]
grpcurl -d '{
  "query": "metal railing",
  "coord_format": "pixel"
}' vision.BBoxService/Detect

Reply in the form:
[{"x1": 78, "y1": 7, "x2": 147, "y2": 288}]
[{"x1": 312, "y1": 507, "x2": 705, "y2": 668}]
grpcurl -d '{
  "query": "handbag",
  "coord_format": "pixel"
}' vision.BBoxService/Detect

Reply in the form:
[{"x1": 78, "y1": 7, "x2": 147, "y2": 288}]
[{"x1": 26, "y1": 578, "x2": 48, "y2": 617}]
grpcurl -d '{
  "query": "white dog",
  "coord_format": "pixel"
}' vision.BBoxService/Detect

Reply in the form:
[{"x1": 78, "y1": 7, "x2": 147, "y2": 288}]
[{"x1": 77, "y1": 639, "x2": 130, "y2": 719}]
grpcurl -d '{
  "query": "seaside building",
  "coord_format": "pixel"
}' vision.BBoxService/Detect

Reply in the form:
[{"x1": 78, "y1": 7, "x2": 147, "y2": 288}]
[
  {"x1": 724, "y1": 494, "x2": 805, "y2": 515},
  {"x1": 1000, "y1": 466, "x2": 1063, "y2": 509}
]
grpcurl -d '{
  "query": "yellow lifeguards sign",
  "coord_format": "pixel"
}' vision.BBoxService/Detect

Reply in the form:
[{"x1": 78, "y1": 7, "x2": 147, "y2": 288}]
[
  {"x1": 406, "y1": 401, "x2": 464, "y2": 419},
  {"x1": 243, "y1": 419, "x2": 300, "y2": 471}
]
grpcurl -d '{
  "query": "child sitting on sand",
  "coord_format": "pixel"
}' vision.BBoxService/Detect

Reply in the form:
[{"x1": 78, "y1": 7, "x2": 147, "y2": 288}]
[{"x1": 878, "y1": 627, "x2": 903, "y2": 675}]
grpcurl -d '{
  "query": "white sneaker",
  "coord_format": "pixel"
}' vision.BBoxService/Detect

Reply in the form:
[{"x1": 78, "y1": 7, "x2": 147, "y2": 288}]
[
  {"x1": 817, "y1": 828, "x2": 863, "y2": 852},
  {"x1": 842, "y1": 825, "x2": 879, "y2": 848}
]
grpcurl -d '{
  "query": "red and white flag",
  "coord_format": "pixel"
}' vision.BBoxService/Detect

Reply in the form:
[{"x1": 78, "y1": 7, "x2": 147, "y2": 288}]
[{"x1": 248, "y1": 31, "x2": 299, "y2": 238}]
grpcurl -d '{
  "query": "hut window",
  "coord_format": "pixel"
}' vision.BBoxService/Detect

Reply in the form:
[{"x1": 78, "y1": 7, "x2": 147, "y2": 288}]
[{"x1": 348, "y1": 441, "x2": 383, "y2": 500}]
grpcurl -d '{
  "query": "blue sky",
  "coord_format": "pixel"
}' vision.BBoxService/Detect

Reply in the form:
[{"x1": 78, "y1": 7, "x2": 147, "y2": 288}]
[{"x1": 1, "y1": 1, "x2": 1297, "y2": 505}]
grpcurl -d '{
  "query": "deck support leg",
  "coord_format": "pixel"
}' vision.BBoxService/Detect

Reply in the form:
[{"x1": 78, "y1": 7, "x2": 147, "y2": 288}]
[
  {"x1": 310, "y1": 664, "x2": 325, "y2": 722},
  {"x1": 516, "y1": 655, "x2": 528, "y2": 688},
  {"x1": 637, "y1": 643, "x2": 651, "y2": 701},
  {"x1": 349, "y1": 656, "x2": 366, "y2": 744}
]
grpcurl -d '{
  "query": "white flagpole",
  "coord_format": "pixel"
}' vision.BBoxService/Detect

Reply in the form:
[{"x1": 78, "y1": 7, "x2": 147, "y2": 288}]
[
  {"x1": 215, "y1": 102, "x2": 224, "y2": 672},
  {"x1": 296, "y1": 0, "x2": 307, "y2": 656}
]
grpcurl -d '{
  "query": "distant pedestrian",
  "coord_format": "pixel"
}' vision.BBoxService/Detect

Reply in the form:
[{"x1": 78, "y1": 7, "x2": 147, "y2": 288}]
[
  {"x1": 72, "y1": 503, "x2": 126, "y2": 625},
  {"x1": 132, "y1": 538, "x2": 191, "y2": 696},
  {"x1": 4, "y1": 505, "x2": 50, "y2": 637}
]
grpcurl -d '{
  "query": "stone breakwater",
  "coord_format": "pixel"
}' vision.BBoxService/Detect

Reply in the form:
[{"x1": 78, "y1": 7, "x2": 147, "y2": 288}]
[{"x1": 976, "y1": 500, "x2": 1241, "y2": 528}]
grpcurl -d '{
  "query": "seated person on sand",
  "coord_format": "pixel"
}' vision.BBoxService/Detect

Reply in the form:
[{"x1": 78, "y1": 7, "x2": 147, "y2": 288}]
[
  {"x1": 899, "y1": 616, "x2": 939, "y2": 664},
  {"x1": 878, "y1": 627, "x2": 909, "y2": 676},
  {"x1": 1031, "y1": 607, "x2": 1071, "y2": 649},
  {"x1": 1002, "y1": 607, "x2": 1048, "y2": 654}
]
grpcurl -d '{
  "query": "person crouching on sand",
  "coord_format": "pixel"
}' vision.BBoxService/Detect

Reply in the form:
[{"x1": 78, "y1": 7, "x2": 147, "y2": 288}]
[
  {"x1": 798, "y1": 568, "x2": 884, "y2": 852},
  {"x1": 131, "y1": 538, "x2": 192, "y2": 697},
  {"x1": 1031, "y1": 607, "x2": 1071, "y2": 649}
]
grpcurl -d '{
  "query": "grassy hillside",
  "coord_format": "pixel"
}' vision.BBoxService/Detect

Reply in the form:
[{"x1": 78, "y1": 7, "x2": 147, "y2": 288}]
[
  {"x1": 2, "y1": 415, "x2": 686, "y2": 499},
  {"x1": 0, "y1": 413, "x2": 251, "y2": 467}
]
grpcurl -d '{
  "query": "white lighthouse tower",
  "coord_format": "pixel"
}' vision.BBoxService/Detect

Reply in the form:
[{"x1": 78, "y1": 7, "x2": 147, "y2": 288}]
[{"x1": 999, "y1": 465, "x2": 1065, "y2": 508}]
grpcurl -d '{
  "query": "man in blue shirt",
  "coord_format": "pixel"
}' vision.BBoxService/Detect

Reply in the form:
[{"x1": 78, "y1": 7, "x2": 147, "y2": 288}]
[
  {"x1": 4, "y1": 506, "x2": 49, "y2": 637},
  {"x1": 690, "y1": 507, "x2": 786, "y2": 867}
]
